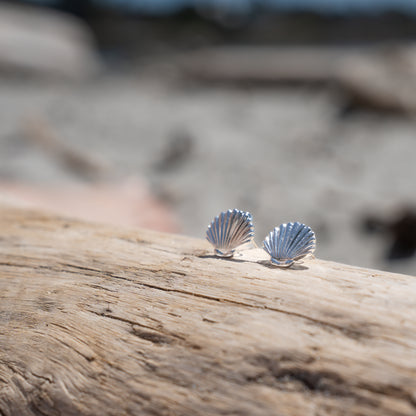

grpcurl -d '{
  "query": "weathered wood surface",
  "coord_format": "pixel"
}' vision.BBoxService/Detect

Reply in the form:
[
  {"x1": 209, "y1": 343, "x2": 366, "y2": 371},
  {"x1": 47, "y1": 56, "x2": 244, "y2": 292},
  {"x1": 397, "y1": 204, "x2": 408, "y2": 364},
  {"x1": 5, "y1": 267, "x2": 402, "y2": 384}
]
[{"x1": 1, "y1": 205, "x2": 416, "y2": 416}]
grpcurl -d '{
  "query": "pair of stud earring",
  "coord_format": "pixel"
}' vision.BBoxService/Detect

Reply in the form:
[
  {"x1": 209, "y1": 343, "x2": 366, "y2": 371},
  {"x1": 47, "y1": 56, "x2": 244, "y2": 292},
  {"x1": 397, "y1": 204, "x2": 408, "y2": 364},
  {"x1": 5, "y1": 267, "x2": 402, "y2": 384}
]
[{"x1": 205, "y1": 208, "x2": 316, "y2": 268}]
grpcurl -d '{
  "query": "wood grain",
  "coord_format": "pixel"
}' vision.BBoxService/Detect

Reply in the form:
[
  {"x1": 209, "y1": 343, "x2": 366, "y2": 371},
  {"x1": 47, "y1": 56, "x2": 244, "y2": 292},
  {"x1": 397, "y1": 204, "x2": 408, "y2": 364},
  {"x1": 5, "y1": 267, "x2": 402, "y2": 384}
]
[{"x1": 0, "y1": 205, "x2": 415, "y2": 416}]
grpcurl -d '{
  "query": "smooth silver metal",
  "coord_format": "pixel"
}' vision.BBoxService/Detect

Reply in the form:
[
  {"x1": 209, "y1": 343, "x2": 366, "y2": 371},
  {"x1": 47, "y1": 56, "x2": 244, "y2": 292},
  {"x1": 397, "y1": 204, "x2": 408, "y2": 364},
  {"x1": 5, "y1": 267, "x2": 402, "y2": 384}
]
[
  {"x1": 263, "y1": 222, "x2": 316, "y2": 267},
  {"x1": 206, "y1": 209, "x2": 254, "y2": 257}
]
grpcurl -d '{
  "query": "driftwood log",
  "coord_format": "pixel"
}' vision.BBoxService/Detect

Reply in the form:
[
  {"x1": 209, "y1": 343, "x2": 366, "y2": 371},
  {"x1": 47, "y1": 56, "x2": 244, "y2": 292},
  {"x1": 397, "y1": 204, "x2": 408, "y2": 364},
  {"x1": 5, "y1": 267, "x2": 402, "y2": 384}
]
[
  {"x1": 180, "y1": 46, "x2": 416, "y2": 114},
  {"x1": 1, "y1": 205, "x2": 416, "y2": 416}
]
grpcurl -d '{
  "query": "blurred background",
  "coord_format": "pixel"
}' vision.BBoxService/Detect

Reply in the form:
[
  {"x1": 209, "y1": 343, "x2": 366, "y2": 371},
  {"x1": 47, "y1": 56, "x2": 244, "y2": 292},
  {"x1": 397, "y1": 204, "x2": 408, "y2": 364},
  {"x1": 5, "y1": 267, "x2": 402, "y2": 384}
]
[{"x1": 1, "y1": 0, "x2": 416, "y2": 274}]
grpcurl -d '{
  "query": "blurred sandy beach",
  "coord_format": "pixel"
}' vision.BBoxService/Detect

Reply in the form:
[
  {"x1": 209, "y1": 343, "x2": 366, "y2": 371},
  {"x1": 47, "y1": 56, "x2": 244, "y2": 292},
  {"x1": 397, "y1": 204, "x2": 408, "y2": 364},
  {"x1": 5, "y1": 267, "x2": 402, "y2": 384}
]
[{"x1": 1, "y1": 0, "x2": 416, "y2": 274}]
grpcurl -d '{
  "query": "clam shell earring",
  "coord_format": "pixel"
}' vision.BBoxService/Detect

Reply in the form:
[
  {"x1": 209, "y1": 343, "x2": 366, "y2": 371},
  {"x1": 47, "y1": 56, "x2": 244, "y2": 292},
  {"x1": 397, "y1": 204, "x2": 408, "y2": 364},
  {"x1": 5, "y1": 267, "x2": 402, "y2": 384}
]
[
  {"x1": 263, "y1": 222, "x2": 316, "y2": 267},
  {"x1": 206, "y1": 209, "x2": 254, "y2": 257}
]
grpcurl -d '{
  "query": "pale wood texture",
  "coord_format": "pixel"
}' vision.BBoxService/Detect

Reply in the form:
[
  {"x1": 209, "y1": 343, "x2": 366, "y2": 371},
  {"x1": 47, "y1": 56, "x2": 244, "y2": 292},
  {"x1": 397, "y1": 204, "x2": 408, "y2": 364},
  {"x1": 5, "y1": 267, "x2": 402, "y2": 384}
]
[{"x1": 1, "y1": 205, "x2": 416, "y2": 416}]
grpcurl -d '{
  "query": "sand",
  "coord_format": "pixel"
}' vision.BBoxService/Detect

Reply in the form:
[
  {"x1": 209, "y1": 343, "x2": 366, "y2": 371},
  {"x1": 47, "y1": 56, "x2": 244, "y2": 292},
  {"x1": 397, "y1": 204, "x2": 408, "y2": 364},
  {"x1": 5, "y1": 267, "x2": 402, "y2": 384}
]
[{"x1": 0, "y1": 74, "x2": 415, "y2": 274}]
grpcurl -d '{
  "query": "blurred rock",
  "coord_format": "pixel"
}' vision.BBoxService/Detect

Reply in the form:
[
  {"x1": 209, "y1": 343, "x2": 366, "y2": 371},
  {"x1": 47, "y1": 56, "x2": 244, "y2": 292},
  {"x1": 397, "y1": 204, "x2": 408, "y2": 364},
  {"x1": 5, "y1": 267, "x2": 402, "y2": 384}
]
[
  {"x1": 180, "y1": 45, "x2": 416, "y2": 115},
  {"x1": 0, "y1": 177, "x2": 179, "y2": 233},
  {"x1": 0, "y1": 3, "x2": 100, "y2": 79},
  {"x1": 22, "y1": 116, "x2": 111, "y2": 180},
  {"x1": 338, "y1": 47, "x2": 416, "y2": 114},
  {"x1": 179, "y1": 46, "x2": 345, "y2": 84},
  {"x1": 362, "y1": 207, "x2": 416, "y2": 261},
  {"x1": 155, "y1": 130, "x2": 194, "y2": 172}
]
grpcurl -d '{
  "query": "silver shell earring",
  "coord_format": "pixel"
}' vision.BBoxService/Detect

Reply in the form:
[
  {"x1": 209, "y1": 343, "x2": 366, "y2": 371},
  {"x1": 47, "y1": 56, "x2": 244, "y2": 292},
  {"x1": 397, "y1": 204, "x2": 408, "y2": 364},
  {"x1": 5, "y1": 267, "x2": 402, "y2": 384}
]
[
  {"x1": 263, "y1": 222, "x2": 316, "y2": 267},
  {"x1": 206, "y1": 209, "x2": 254, "y2": 257}
]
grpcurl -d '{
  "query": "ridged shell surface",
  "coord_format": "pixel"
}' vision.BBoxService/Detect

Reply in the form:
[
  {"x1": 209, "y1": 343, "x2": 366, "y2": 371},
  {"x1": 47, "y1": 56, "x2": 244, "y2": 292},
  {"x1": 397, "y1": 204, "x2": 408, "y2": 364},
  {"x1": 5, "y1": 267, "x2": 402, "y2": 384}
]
[
  {"x1": 206, "y1": 209, "x2": 254, "y2": 257},
  {"x1": 263, "y1": 222, "x2": 316, "y2": 267}
]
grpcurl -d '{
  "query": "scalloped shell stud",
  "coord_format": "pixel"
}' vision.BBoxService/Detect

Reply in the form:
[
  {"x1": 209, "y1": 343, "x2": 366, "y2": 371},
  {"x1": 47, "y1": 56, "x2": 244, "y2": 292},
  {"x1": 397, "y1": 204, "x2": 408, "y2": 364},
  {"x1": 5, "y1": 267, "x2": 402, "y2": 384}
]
[
  {"x1": 206, "y1": 209, "x2": 254, "y2": 257},
  {"x1": 263, "y1": 222, "x2": 316, "y2": 267}
]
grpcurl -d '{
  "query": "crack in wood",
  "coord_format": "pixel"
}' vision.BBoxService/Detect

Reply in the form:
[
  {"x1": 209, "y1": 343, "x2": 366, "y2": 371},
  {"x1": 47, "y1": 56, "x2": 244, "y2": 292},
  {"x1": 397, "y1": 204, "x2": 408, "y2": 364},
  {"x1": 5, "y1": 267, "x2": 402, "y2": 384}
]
[
  {"x1": 118, "y1": 277, "x2": 369, "y2": 341},
  {"x1": 0, "y1": 260, "x2": 370, "y2": 341},
  {"x1": 130, "y1": 327, "x2": 173, "y2": 345},
  {"x1": 29, "y1": 372, "x2": 53, "y2": 384},
  {"x1": 88, "y1": 310, "x2": 199, "y2": 349},
  {"x1": 357, "y1": 382, "x2": 416, "y2": 410},
  {"x1": 88, "y1": 309, "x2": 159, "y2": 330},
  {"x1": 246, "y1": 353, "x2": 416, "y2": 410}
]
